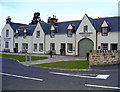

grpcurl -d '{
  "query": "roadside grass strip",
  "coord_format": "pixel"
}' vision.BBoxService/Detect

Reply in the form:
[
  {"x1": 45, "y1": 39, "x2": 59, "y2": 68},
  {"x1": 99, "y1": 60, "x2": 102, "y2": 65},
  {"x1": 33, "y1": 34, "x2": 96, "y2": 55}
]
[
  {"x1": 33, "y1": 61, "x2": 89, "y2": 69},
  {"x1": 85, "y1": 84, "x2": 120, "y2": 90},
  {"x1": 0, "y1": 72, "x2": 43, "y2": 81},
  {"x1": 1, "y1": 54, "x2": 48, "y2": 62},
  {"x1": 50, "y1": 72, "x2": 110, "y2": 80}
]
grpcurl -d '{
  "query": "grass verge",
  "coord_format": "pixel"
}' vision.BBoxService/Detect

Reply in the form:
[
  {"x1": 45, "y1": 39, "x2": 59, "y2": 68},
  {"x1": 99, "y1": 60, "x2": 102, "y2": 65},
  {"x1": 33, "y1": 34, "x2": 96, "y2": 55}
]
[
  {"x1": 0, "y1": 54, "x2": 48, "y2": 62},
  {"x1": 33, "y1": 61, "x2": 89, "y2": 69}
]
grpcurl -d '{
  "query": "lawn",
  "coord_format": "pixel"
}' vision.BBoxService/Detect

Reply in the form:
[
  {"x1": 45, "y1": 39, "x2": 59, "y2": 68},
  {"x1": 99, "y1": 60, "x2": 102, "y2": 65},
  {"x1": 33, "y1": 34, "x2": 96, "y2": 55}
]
[
  {"x1": 0, "y1": 54, "x2": 48, "y2": 62},
  {"x1": 33, "y1": 61, "x2": 89, "y2": 69}
]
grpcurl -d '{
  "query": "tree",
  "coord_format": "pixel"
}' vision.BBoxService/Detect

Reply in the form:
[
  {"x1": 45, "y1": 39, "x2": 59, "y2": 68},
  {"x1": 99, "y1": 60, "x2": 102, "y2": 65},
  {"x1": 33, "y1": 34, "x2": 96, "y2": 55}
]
[{"x1": 29, "y1": 12, "x2": 44, "y2": 25}]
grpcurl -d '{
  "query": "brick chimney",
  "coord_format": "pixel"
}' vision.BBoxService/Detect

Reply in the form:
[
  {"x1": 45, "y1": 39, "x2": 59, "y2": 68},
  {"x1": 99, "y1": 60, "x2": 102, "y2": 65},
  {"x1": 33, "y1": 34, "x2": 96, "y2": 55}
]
[{"x1": 6, "y1": 16, "x2": 11, "y2": 24}]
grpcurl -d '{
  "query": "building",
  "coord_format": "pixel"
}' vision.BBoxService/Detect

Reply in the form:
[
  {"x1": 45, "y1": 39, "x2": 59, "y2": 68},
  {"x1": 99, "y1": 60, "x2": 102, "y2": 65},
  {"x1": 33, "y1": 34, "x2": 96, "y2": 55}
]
[{"x1": 1, "y1": 14, "x2": 120, "y2": 57}]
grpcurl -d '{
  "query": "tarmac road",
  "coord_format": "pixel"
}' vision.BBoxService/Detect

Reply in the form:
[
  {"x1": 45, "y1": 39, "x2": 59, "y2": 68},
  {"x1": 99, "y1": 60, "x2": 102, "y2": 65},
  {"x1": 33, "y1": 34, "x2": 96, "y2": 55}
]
[{"x1": 1, "y1": 58, "x2": 120, "y2": 91}]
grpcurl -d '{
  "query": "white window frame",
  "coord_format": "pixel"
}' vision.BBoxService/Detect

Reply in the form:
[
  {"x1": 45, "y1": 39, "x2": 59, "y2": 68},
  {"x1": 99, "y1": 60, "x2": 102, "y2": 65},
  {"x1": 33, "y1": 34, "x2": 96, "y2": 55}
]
[
  {"x1": 33, "y1": 44, "x2": 37, "y2": 52},
  {"x1": 6, "y1": 29, "x2": 9, "y2": 37},
  {"x1": 84, "y1": 25, "x2": 88, "y2": 32},
  {"x1": 36, "y1": 31, "x2": 40, "y2": 38},
  {"x1": 101, "y1": 43, "x2": 108, "y2": 50},
  {"x1": 5, "y1": 42, "x2": 9, "y2": 48},
  {"x1": 39, "y1": 43, "x2": 43, "y2": 52},
  {"x1": 22, "y1": 43, "x2": 28, "y2": 50},
  {"x1": 67, "y1": 43, "x2": 73, "y2": 53},
  {"x1": 50, "y1": 43, "x2": 55, "y2": 50},
  {"x1": 102, "y1": 27, "x2": 108, "y2": 36},
  {"x1": 67, "y1": 29, "x2": 72, "y2": 37}
]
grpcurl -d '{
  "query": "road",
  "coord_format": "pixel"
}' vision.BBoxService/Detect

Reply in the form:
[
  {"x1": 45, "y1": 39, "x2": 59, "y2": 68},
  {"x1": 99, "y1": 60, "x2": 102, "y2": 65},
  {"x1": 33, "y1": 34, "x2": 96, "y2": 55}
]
[{"x1": 1, "y1": 58, "x2": 120, "y2": 91}]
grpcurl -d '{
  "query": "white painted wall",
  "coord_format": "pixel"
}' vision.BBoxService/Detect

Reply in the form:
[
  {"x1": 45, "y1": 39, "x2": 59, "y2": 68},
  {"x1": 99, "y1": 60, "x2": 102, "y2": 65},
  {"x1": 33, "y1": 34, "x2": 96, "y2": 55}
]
[
  {"x1": 32, "y1": 22, "x2": 45, "y2": 54},
  {"x1": 1, "y1": 24, "x2": 14, "y2": 52},
  {"x1": 15, "y1": 36, "x2": 33, "y2": 53},
  {"x1": 76, "y1": 14, "x2": 97, "y2": 55},
  {"x1": 45, "y1": 34, "x2": 75, "y2": 55},
  {"x1": 97, "y1": 32, "x2": 119, "y2": 50}
]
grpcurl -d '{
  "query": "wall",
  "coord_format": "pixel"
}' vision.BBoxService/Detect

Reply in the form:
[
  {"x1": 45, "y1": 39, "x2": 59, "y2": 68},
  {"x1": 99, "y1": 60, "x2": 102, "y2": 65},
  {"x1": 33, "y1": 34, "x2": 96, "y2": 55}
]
[
  {"x1": 15, "y1": 36, "x2": 33, "y2": 53},
  {"x1": 97, "y1": 32, "x2": 119, "y2": 50},
  {"x1": 89, "y1": 50, "x2": 120, "y2": 65},
  {"x1": 32, "y1": 23, "x2": 45, "y2": 54},
  {"x1": 45, "y1": 34, "x2": 75, "y2": 55},
  {"x1": 76, "y1": 14, "x2": 97, "y2": 56},
  {"x1": 1, "y1": 24, "x2": 14, "y2": 52}
]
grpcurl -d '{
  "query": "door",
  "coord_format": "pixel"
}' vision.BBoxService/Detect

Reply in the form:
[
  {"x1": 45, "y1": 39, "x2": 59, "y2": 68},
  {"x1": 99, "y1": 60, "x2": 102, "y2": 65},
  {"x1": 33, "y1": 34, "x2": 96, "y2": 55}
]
[
  {"x1": 61, "y1": 43, "x2": 66, "y2": 55},
  {"x1": 15, "y1": 43, "x2": 18, "y2": 53},
  {"x1": 78, "y1": 39, "x2": 93, "y2": 57}
]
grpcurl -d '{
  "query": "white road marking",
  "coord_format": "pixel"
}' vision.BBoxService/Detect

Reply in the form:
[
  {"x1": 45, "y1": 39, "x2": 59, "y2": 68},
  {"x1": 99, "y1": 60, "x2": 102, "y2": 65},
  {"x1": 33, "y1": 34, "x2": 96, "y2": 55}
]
[
  {"x1": 85, "y1": 84, "x2": 120, "y2": 90},
  {"x1": 50, "y1": 72, "x2": 110, "y2": 80},
  {"x1": 0, "y1": 72, "x2": 43, "y2": 81}
]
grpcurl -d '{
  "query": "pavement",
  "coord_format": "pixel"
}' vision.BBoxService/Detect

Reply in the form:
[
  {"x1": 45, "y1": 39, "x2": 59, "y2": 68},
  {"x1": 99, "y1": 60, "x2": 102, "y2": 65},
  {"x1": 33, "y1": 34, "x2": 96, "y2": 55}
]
[{"x1": 1, "y1": 52, "x2": 87, "y2": 66}]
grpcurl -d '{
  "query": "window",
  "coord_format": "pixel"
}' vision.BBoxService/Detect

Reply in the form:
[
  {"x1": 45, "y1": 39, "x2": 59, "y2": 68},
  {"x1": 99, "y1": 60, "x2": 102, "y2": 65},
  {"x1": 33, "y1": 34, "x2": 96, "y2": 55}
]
[
  {"x1": 39, "y1": 43, "x2": 43, "y2": 52},
  {"x1": 67, "y1": 30, "x2": 72, "y2": 37},
  {"x1": 101, "y1": 43, "x2": 108, "y2": 50},
  {"x1": 6, "y1": 30, "x2": 9, "y2": 37},
  {"x1": 50, "y1": 31, "x2": 55, "y2": 38},
  {"x1": 23, "y1": 33, "x2": 27, "y2": 38},
  {"x1": 50, "y1": 43, "x2": 55, "y2": 50},
  {"x1": 84, "y1": 25, "x2": 88, "y2": 32},
  {"x1": 111, "y1": 44, "x2": 117, "y2": 50},
  {"x1": 5, "y1": 42, "x2": 9, "y2": 48},
  {"x1": 33, "y1": 44, "x2": 37, "y2": 52},
  {"x1": 102, "y1": 27, "x2": 108, "y2": 36},
  {"x1": 36, "y1": 31, "x2": 40, "y2": 38},
  {"x1": 67, "y1": 43, "x2": 73, "y2": 53},
  {"x1": 22, "y1": 43, "x2": 28, "y2": 50}
]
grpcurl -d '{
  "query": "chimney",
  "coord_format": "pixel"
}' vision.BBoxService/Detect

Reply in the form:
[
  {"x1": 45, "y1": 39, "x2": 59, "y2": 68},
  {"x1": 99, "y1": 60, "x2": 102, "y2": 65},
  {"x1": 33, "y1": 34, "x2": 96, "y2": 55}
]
[
  {"x1": 6, "y1": 16, "x2": 11, "y2": 24},
  {"x1": 47, "y1": 15, "x2": 58, "y2": 24}
]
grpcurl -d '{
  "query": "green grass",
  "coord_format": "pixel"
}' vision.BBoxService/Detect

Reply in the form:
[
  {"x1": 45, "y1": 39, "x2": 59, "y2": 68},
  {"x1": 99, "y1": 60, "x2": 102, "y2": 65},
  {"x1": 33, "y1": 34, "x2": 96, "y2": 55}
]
[
  {"x1": 0, "y1": 54, "x2": 48, "y2": 62},
  {"x1": 33, "y1": 61, "x2": 89, "y2": 69}
]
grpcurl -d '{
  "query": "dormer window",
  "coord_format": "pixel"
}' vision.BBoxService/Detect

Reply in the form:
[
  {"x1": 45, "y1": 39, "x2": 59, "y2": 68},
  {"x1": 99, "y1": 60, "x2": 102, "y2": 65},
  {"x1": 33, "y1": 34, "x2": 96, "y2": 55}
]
[
  {"x1": 23, "y1": 29, "x2": 27, "y2": 38},
  {"x1": 102, "y1": 27, "x2": 108, "y2": 36},
  {"x1": 36, "y1": 31, "x2": 40, "y2": 38},
  {"x1": 67, "y1": 24, "x2": 73, "y2": 37},
  {"x1": 101, "y1": 20, "x2": 109, "y2": 36},
  {"x1": 67, "y1": 29, "x2": 72, "y2": 37},
  {"x1": 84, "y1": 25, "x2": 88, "y2": 32},
  {"x1": 50, "y1": 25, "x2": 56, "y2": 38}
]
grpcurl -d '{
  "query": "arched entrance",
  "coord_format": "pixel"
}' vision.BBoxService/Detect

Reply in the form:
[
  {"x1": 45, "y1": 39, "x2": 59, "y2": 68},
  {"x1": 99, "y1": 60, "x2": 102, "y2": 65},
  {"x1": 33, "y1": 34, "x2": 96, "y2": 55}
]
[{"x1": 78, "y1": 38, "x2": 93, "y2": 57}]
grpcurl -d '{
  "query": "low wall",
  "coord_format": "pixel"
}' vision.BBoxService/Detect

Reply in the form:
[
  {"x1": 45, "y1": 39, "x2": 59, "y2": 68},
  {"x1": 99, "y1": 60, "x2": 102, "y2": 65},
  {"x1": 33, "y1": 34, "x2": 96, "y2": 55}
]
[{"x1": 89, "y1": 50, "x2": 120, "y2": 65}]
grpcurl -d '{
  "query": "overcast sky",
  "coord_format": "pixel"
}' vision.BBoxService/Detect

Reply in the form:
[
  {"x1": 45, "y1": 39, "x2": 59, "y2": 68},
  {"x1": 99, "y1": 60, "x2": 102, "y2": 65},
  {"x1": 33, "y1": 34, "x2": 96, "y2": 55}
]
[{"x1": 0, "y1": 0, "x2": 119, "y2": 35}]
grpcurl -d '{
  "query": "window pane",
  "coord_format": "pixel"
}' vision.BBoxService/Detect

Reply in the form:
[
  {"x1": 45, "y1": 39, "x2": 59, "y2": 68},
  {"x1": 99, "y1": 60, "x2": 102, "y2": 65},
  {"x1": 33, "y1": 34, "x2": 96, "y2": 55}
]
[
  {"x1": 101, "y1": 43, "x2": 108, "y2": 50},
  {"x1": 34, "y1": 44, "x2": 37, "y2": 51},
  {"x1": 39, "y1": 43, "x2": 43, "y2": 52},
  {"x1": 50, "y1": 43, "x2": 55, "y2": 50},
  {"x1": 5, "y1": 42, "x2": 9, "y2": 48},
  {"x1": 67, "y1": 30, "x2": 72, "y2": 37},
  {"x1": 6, "y1": 30, "x2": 9, "y2": 37},
  {"x1": 36, "y1": 31, "x2": 40, "y2": 38},
  {"x1": 68, "y1": 43, "x2": 73, "y2": 52},
  {"x1": 102, "y1": 27, "x2": 108, "y2": 36}
]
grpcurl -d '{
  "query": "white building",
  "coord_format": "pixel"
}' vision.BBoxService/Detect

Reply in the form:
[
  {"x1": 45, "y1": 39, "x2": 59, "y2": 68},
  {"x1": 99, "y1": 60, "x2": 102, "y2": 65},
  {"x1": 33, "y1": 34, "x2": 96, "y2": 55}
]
[{"x1": 1, "y1": 14, "x2": 120, "y2": 57}]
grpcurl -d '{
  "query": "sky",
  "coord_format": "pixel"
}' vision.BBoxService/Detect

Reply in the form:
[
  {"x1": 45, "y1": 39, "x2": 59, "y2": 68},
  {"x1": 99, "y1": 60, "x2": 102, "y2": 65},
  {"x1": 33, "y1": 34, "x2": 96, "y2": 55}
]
[{"x1": 0, "y1": 0, "x2": 119, "y2": 35}]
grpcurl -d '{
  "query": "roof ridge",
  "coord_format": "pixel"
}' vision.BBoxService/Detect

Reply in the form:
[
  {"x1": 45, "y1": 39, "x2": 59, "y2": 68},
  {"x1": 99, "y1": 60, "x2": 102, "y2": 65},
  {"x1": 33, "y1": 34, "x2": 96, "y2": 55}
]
[{"x1": 93, "y1": 16, "x2": 119, "y2": 19}]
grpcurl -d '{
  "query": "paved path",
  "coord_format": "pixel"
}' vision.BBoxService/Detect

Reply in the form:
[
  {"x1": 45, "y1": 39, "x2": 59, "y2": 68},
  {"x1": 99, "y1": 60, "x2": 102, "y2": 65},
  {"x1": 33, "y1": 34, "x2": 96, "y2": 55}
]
[{"x1": 1, "y1": 52, "x2": 87, "y2": 66}]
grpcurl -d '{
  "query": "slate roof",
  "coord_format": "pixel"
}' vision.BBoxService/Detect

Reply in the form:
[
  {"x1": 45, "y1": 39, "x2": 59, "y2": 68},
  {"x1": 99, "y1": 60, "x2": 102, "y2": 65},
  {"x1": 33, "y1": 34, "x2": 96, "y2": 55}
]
[
  {"x1": 90, "y1": 17, "x2": 120, "y2": 32},
  {"x1": 10, "y1": 22, "x2": 36, "y2": 36},
  {"x1": 9, "y1": 16, "x2": 120, "y2": 36},
  {"x1": 40, "y1": 20, "x2": 81, "y2": 34},
  {"x1": 17, "y1": 25, "x2": 36, "y2": 36}
]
